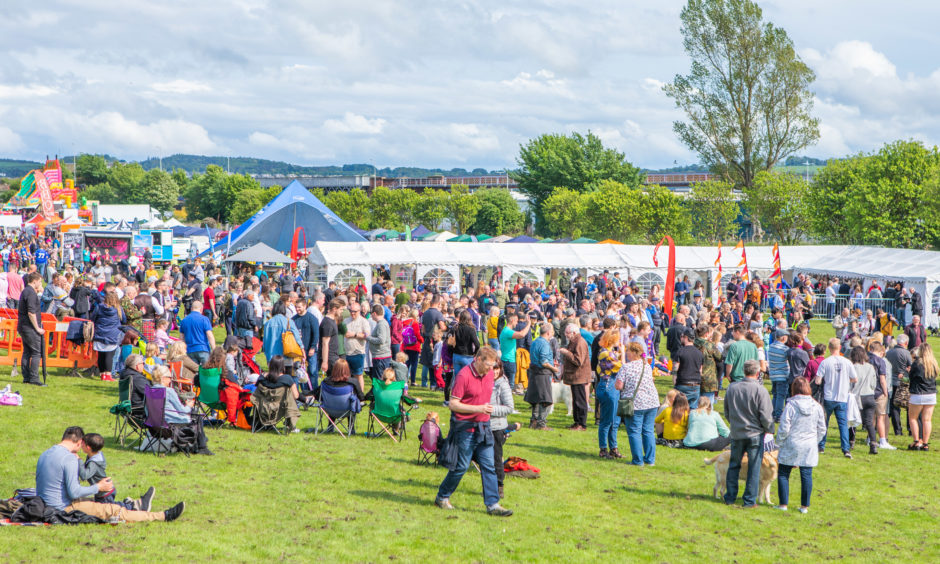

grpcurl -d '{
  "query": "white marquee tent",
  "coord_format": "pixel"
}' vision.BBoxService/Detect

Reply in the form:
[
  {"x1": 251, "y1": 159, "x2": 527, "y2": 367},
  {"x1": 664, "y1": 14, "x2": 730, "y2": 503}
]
[{"x1": 306, "y1": 241, "x2": 940, "y2": 324}]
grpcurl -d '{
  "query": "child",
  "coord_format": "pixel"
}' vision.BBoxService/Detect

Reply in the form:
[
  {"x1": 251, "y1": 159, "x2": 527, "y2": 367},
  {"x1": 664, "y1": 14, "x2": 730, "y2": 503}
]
[
  {"x1": 390, "y1": 352, "x2": 410, "y2": 389},
  {"x1": 223, "y1": 337, "x2": 244, "y2": 386},
  {"x1": 487, "y1": 306, "x2": 500, "y2": 349},
  {"x1": 431, "y1": 327, "x2": 446, "y2": 390},
  {"x1": 655, "y1": 392, "x2": 690, "y2": 448},
  {"x1": 654, "y1": 389, "x2": 679, "y2": 438},
  {"x1": 79, "y1": 433, "x2": 154, "y2": 511},
  {"x1": 382, "y1": 366, "x2": 421, "y2": 404},
  {"x1": 144, "y1": 342, "x2": 164, "y2": 374},
  {"x1": 154, "y1": 318, "x2": 175, "y2": 353}
]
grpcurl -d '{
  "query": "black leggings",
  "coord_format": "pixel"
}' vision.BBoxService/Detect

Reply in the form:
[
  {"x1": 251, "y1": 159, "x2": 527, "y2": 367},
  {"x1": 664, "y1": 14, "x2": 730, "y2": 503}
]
[
  {"x1": 98, "y1": 348, "x2": 116, "y2": 373},
  {"x1": 690, "y1": 435, "x2": 732, "y2": 451},
  {"x1": 860, "y1": 395, "x2": 877, "y2": 444},
  {"x1": 491, "y1": 428, "x2": 507, "y2": 487}
]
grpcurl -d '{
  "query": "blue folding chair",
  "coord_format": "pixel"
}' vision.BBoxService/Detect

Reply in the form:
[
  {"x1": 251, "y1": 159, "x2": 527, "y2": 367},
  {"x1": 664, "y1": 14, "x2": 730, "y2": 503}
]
[{"x1": 312, "y1": 382, "x2": 361, "y2": 438}]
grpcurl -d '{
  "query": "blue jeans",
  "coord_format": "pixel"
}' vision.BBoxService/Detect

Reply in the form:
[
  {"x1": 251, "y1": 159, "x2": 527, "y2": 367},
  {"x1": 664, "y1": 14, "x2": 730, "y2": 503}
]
[
  {"x1": 452, "y1": 354, "x2": 473, "y2": 380},
  {"x1": 724, "y1": 435, "x2": 764, "y2": 506},
  {"x1": 777, "y1": 464, "x2": 813, "y2": 508},
  {"x1": 700, "y1": 392, "x2": 716, "y2": 405},
  {"x1": 820, "y1": 400, "x2": 850, "y2": 453},
  {"x1": 406, "y1": 349, "x2": 419, "y2": 384},
  {"x1": 826, "y1": 302, "x2": 835, "y2": 319},
  {"x1": 371, "y1": 356, "x2": 390, "y2": 381},
  {"x1": 503, "y1": 361, "x2": 517, "y2": 388},
  {"x1": 771, "y1": 380, "x2": 789, "y2": 421},
  {"x1": 624, "y1": 407, "x2": 657, "y2": 465},
  {"x1": 596, "y1": 377, "x2": 620, "y2": 450},
  {"x1": 437, "y1": 423, "x2": 500, "y2": 507},
  {"x1": 188, "y1": 351, "x2": 209, "y2": 366},
  {"x1": 347, "y1": 353, "x2": 365, "y2": 376},
  {"x1": 487, "y1": 338, "x2": 499, "y2": 350},
  {"x1": 306, "y1": 353, "x2": 319, "y2": 390},
  {"x1": 236, "y1": 328, "x2": 254, "y2": 339},
  {"x1": 421, "y1": 363, "x2": 432, "y2": 387},
  {"x1": 675, "y1": 384, "x2": 700, "y2": 409}
]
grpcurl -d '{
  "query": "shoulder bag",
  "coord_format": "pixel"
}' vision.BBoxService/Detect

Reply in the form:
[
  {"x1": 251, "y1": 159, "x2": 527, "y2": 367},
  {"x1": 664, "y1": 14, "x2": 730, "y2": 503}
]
[
  {"x1": 282, "y1": 330, "x2": 303, "y2": 360},
  {"x1": 617, "y1": 364, "x2": 648, "y2": 418}
]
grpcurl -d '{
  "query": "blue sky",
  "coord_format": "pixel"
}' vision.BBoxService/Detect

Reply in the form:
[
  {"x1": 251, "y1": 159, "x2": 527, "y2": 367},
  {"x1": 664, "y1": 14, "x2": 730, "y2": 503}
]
[{"x1": 1, "y1": 0, "x2": 938, "y2": 169}]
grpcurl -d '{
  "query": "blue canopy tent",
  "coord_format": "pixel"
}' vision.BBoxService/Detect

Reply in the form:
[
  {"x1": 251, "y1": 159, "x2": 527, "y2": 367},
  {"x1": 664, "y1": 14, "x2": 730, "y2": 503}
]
[
  {"x1": 410, "y1": 225, "x2": 432, "y2": 239},
  {"x1": 505, "y1": 235, "x2": 539, "y2": 243},
  {"x1": 203, "y1": 180, "x2": 365, "y2": 255}
]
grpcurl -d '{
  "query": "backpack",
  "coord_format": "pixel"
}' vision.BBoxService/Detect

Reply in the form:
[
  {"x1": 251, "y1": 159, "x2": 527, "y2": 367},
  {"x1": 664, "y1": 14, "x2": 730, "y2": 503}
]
[
  {"x1": 496, "y1": 315, "x2": 507, "y2": 336},
  {"x1": 402, "y1": 324, "x2": 418, "y2": 346}
]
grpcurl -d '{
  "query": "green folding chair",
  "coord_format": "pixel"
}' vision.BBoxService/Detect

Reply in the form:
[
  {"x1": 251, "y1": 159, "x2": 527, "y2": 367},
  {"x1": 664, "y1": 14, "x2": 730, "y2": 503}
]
[
  {"x1": 196, "y1": 367, "x2": 226, "y2": 426},
  {"x1": 367, "y1": 378, "x2": 418, "y2": 442},
  {"x1": 110, "y1": 372, "x2": 144, "y2": 448}
]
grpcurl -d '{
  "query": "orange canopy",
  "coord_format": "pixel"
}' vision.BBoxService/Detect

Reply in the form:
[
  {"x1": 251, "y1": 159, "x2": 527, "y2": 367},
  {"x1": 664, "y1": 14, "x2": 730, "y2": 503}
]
[{"x1": 597, "y1": 239, "x2": 624, "y2": 245}]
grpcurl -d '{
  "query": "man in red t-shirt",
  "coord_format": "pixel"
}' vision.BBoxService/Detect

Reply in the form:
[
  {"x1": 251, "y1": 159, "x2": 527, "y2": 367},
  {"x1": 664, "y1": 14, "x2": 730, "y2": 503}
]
[
  {"x1": 202, "y1": 276, "x2": 219, "y2": 325},
  {"x1": 435, "y1": 347, "x2": 512, "y2": 517}
]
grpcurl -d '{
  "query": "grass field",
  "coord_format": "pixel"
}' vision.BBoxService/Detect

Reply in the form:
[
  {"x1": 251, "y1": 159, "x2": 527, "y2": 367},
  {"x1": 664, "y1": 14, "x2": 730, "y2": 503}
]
[{"x1": 1, "y1": 321, "x2": 939, "y2": 562}]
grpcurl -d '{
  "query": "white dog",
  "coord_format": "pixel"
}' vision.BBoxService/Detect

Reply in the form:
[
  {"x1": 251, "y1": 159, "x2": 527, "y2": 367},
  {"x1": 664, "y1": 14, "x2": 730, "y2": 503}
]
[{"x1": 546, "y1": 381, "x2": 573, "y2": 416}]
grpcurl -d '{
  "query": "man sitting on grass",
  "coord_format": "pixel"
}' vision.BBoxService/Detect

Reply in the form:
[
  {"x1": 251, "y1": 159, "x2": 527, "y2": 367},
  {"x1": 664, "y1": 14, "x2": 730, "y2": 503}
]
[{"x1": 36, "y1": 426, "x2": 185, "y2": 523}]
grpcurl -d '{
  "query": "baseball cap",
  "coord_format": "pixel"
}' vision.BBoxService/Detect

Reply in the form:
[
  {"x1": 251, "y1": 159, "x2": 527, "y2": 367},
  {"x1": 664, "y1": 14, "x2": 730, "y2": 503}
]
[{"x1": 774, "y1": 329, "x2": 789, "y2": 339}]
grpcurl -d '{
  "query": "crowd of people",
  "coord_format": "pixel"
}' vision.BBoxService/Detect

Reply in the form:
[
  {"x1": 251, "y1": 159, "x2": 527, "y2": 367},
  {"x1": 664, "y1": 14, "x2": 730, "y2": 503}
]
[{"x1": 8, "y1": 238, "x2": 938, "y2": 520}]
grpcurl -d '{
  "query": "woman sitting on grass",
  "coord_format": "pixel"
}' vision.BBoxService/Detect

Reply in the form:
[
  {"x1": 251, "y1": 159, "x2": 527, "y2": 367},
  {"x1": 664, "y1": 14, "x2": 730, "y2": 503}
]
[
  {"x1": 682, "y1": 396, "x2": 730, "y2": 451},
  {"x1": 655, "y1": 392, "x2": 689, "y2": 447}
]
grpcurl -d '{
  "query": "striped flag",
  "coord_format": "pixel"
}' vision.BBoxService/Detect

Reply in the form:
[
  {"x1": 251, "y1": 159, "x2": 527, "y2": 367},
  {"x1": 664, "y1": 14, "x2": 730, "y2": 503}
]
[
  {"x1": 771, "y1": 242, "x2": 782, "y2": 288},
  {"x1": 735, "y1": 239, "x2": 749, "y2": 283},
  {"x1": 713, "y1": 242, "x2": 723, "y2": 305}
]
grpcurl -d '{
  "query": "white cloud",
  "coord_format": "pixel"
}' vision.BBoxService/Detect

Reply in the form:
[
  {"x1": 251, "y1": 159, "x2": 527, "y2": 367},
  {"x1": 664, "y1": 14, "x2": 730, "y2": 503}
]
[
  {"x1": 0, "y1": 127, "x2": 24, "y2": 153},
  {"x1": 150, "y1": 80, "x2": 212, "y2": 94},
  {"x1": 0, "y1": 84, "x2": 58, "y2": 98},
  {"x1": 90, "y1": 113, "x2": 218, "y2": 154},
  {"x1": 323, "y1": 113, "x2": 387, "y2": 135}
]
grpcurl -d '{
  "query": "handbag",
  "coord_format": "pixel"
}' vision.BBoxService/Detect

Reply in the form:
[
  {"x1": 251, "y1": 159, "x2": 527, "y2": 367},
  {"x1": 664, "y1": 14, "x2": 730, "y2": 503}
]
[
  {"x1": 617, "y1": 364, "x2": 648, "y2": 418},
  {"x1": 282, "y1": 330, "x2": 303, "y2": 360},
  {"x1": 892, "y1": 380, "x2": 910, "y2": 408}
]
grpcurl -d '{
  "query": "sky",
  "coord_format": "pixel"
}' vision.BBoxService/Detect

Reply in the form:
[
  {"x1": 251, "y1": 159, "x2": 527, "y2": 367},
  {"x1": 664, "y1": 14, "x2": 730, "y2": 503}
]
[{"x1": 2, "y1": 0, "x2": 940, "y2": 170}]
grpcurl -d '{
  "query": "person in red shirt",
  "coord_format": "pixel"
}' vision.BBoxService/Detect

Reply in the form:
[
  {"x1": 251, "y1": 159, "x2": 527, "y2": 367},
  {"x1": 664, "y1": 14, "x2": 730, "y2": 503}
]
[
  {"x1": 203, "y1": 276, "x2": 220, "y2": 326},
  {"x1": 434, "y1": 346, "x2": 512, "y2": 517}
]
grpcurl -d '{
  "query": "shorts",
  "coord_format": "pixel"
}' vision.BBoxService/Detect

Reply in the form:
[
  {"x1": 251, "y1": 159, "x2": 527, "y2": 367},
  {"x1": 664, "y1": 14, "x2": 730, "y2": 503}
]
[
  {"x1": 346, "y1": 354, "x2": 365, "y2": 376},
  {"x1": 909, "y1": 393, "x2": 937, "y2": 406},
  {"x1": 875, "y1": 394, "x2": 888, "y2": 415}
]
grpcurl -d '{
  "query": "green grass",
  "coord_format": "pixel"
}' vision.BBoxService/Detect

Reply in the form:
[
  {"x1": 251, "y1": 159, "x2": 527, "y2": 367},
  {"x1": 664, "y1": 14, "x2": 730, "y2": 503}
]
[{"x1": 1, "y1": 321, "x2": 939, "y2": 562}]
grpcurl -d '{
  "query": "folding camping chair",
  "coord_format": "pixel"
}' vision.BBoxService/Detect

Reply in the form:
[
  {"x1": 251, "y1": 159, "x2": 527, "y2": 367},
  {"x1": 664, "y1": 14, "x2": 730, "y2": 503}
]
[
  {"x1": 195, "y1": 367, "x2": 226, "y2": 425},
  {"x1": 250, "y1": 384, "x2": 300, "y2": 434},
  {"x1": 141, "y1": 387, "x2": 192, "y2": 457},
  {"x1": 169, "y1": 361, "x2": 194, "y2": 394},
  {"x1": 312, "y1": 382, "x2": 361, "y2": 438},
  {"x1": 367, "y1": 378, "x2": 419, "y2": 442},
  {"x1": 417, "y1": 419, "x2": 442, "y2": 465},
  {"x1": 110, "y1": 372, "x2": 145, "y2": 448}
]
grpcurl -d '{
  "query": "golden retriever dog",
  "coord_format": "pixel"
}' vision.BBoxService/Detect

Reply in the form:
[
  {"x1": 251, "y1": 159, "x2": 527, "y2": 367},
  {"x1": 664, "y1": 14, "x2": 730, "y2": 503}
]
[{"x1": 704, "y1": 449, "x2": 779, "y2": 504}]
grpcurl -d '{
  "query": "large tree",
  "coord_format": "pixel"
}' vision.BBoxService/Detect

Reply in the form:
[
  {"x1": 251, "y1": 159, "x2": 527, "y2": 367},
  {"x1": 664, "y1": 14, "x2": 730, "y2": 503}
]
[
  {"x1": 108, "y1": 162, "x2": 146, "y2": 201},
  {"x1": 745, "y1": 170, "x2": 810, "y2": 244},
  {"x1": 583, "y1": 180, "x2": 645, "y2": 243},
  {"x1": 138, "y1": 168, "x2": 180, "y2": 213},
  {"x1": 446, "y1": 185, "x2": 480, "y2": 234},
  {"x1": 414, "y1": 189, "x2": 449, "y2": 231},
  {"x1": 640, "y1": 185, "x2": 693, "y2": 244},
  {"x1": 685, "y1": 180, "x2": 740, "y2": 242},
  {"x1": 75, "y1": 154, "x2": 109, "y2": 186},
  {"x1": 469, "y1": 188, "x2": 524, "y2": 235},
  {"x1": 514, "y1": 132, "x2": 643, "y2": 234},
  {"x1": 808, "y1": 140, "x2": 940, "y2": 248},
  {"x1": 541, "y1": 188, "x2": 587, "y2": 239},
  {"x1": 664, "y1": 0, "x2": 819, "y2": 190}
]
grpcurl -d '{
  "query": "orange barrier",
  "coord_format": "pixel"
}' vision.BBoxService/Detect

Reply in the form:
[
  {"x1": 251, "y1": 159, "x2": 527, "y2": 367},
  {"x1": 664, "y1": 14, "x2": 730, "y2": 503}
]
[{"x1": 0, "y1": 316, "x2": 98, "y2": 373}]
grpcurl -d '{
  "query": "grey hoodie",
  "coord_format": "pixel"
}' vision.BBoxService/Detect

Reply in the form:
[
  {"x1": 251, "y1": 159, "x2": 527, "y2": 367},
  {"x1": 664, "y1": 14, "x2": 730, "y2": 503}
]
[
  {"x1": 489, "y1": 376, "x2": 515, "y2": 432},
  {"x1": 365, "y1": 317, "x2": 391, "y2": 359}
]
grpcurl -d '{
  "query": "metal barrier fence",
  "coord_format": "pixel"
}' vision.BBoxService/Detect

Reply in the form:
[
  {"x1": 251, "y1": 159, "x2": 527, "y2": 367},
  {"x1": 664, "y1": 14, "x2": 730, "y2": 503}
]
[{"x1": 760, "y1": 294, "x2": 901, "y2": 320}]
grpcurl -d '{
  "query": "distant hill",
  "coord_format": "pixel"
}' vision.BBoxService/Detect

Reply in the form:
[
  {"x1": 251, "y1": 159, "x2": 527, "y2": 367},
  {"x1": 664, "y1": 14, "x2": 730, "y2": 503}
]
[
  {"x1": 138, "y1": 154, "x2": 498, "y2": 178},
  {"x1": 0, "y1": 159, "x2": 43, "y2": 178}
]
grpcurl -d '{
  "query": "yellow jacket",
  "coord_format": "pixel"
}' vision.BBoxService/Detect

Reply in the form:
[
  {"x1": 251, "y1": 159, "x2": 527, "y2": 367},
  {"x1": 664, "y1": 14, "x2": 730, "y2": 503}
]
[
  {"x1": 515, "y1": 348, "x2": 531, "y2": 388},
  {"x1": 655, "y1": 407, "x2": 689, "y2": 440},
  {"x1": 487, "y1": 316, "x2": 499, "y2": 339}
]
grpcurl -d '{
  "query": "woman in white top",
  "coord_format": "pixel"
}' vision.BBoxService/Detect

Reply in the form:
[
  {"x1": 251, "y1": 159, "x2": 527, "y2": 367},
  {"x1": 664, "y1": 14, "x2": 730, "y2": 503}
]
[
  {"x1": 776, "y1": 377, "x2": 826, "y2": 513},
  {"x1": 615, "y1": 342, "x2": 660, "y2": 466}
]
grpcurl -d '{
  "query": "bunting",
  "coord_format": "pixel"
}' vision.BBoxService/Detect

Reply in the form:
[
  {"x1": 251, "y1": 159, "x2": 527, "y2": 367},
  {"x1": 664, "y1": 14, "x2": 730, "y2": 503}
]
[
  {"x1": 771, "y1": 242, "x2": 782, "y2": 288},
  {"x1": 734, "y1": 239, "x2": 749, "y2": 284},
  {"x1": 653, "y1": 236, "x2": 676, "y2": 316},
  {"x1": 713, "y1": 242, "x2": 723, "y2": 305}
]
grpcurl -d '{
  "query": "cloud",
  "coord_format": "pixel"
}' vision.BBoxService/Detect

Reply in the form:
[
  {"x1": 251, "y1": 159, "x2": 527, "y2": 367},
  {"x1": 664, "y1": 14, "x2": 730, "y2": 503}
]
[
  {"x1": 90, "y1": 113, "x2": 219, "y2": 154},
  {"x1": 150, "y1": 80, "x2": 211, "y2": 94},
  {"x1": 322, "y1": 112, "x2": 387, "y2": 135},
  {"x1": 0, "y1": 127, "x2": 24, "y2": 153}
]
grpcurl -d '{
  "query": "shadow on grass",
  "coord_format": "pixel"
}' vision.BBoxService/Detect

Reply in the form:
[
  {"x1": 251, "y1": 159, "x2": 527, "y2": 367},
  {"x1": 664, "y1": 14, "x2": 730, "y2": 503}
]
[
  {"x1": 513, "y1": 442, "x2": 587, "y2": 459},
  {"x1": 619, "y1": 484, "x2": 718, "y2": 503},
  {"x1": 350, "y1": 489, "x2": 430, "y2": 507}
]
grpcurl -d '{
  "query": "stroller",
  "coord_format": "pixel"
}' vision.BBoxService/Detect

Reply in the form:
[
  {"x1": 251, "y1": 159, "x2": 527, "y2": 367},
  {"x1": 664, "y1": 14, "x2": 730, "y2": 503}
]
[{"x1": 226, "y1": 335, "x2": 262, "y2": 386}]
